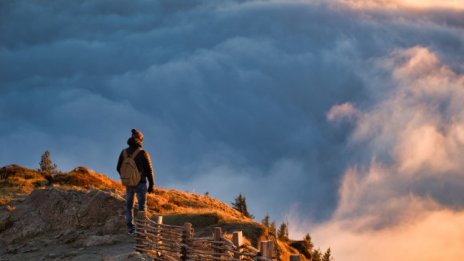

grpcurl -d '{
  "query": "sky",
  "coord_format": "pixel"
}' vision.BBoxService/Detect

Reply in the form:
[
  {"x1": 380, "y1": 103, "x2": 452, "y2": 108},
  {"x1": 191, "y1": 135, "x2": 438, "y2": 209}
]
[{"x1": 1, "y1": 0, "x2": 464, "y2": 260}]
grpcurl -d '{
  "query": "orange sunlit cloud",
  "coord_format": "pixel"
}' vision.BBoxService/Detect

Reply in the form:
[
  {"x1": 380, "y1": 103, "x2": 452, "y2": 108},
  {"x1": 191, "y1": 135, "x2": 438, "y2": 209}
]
[
  {"x1": 343, "y1": 0, "x2": 464, "y2": 10},
  {"x1": 353, "y1": 46, "x2": 464, "y2": 175},
  {"x1": 311, "y1": 208, "x2": 464, "y2": 261},
  {"x1": 308, "y1": 46, "x2": 464, "y2": 260}
]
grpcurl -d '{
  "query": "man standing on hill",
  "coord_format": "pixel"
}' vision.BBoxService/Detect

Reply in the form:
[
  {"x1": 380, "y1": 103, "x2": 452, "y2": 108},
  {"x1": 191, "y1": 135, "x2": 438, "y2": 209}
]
[{"x1": 117, "y1": 129, "x2": 155, "y2": 234}]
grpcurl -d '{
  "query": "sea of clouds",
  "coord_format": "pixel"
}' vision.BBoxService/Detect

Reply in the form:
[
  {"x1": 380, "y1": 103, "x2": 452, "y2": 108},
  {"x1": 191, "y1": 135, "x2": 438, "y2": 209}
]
[{"x1": 1, "y1": 0, "x2": 463, "y2": 259}]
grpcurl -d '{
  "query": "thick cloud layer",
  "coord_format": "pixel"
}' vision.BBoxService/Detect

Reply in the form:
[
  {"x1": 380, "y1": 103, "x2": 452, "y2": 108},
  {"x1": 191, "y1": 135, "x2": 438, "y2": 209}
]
[
  {"x1": 290, "y1": 45, "x2": 464, "y2": 261},
  {"x1": 1, "y1": 1, "x2": 464, "y2": 259}
]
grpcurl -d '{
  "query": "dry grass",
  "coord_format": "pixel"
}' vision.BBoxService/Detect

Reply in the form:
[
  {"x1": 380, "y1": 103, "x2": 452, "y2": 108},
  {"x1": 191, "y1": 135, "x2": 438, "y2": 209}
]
[
  {"x1": 0, "y1": 165, "x2": 47, "y2": 198},
  {"x1": 0, "y1": 165, "x2": 43, "y2": 180},
  {"x1": 276, "y1": 239, "x2": 304, "y2": 261},
  {"x1": 162, "y1": 213, "x2": 220, "y2": 228},
  {"x1": 219, "y1": 221, "x2": 266, "y2": 247},
  {"x1": 147, "y1": 188, "x2": 247, "y2": 222},
  {"x1": 0, "y1": 196, "x2": 11, "y2": 205},
  {"x1": 51, "y1": 166, "x2": 124, "y2": 191}
]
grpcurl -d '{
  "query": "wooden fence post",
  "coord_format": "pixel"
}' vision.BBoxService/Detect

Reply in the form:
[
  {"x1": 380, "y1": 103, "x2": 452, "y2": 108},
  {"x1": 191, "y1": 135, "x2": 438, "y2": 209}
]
[
  {"x1": 135, "y1": 211, "x2": 147, "y2": 253},
  {"x1": 232, "y1": 231, "x2": 243, "y2": 259},
  {"x1": 290, "y1": 254, "x2": 301, "y2": 261},
  {"x1": 213, "y1": 227, "x2": 224, "y2": 259},
  {"x1": 268, "y1": 240, "x2": 274, "y2": 259},
  {"x1": 181, "y1": 223, "x2": 192, "y2": 261},
  {"x1": 155, "y1": 215, "x2": 163, "y2": 257},
  {"x1": 260, "y1": 240, "x2": 274, "y2": 260}
]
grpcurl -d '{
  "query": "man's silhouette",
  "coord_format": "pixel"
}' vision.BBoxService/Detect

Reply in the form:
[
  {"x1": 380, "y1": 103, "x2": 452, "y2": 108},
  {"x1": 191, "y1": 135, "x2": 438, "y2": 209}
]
[{"x1": 117, "y1": 129, "x2": 155, "y2": 234}]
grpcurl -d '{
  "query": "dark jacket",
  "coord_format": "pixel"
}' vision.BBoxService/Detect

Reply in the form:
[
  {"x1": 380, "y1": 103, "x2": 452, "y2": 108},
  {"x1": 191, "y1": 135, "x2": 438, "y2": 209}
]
[{"x1": 117, "y1": 138, "x2": 155, "y2": 187}]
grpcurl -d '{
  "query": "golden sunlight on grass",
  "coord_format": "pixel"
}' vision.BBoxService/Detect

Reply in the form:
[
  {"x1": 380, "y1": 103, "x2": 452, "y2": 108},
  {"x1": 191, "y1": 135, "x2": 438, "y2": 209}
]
[{"x1": 0, "y1": 165, "x2": 47, "y2": 197}]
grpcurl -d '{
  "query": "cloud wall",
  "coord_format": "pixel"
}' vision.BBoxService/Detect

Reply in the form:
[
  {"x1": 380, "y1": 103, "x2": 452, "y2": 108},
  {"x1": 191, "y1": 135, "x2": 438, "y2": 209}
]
[{"x1": 299, "y1": 46, "x2": 464, "y2": 260}]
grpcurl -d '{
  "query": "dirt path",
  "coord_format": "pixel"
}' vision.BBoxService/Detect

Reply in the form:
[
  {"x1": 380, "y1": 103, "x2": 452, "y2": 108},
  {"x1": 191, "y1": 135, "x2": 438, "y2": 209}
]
[{"x1": 0, "y1": 233, "x2": 151, "y2": 261}]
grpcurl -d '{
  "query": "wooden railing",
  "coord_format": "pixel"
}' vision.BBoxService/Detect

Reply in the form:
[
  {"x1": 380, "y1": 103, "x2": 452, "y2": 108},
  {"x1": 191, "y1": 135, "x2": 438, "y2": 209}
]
[{"x1": 134, "y1": 211, "x2": 301, "y2": 261}]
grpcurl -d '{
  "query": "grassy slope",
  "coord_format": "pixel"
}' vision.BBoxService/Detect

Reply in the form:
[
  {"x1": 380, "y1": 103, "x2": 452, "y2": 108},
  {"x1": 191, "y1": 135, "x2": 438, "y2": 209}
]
[{"x1": 0, "y1": 165, "x2": 306, "y2": 260}]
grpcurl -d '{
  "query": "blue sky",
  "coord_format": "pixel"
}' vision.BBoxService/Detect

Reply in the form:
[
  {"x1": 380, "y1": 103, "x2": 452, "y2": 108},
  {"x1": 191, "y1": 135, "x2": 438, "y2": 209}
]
[{"x1": 1, "y1": 1, "x2": 464, "y2": 259}]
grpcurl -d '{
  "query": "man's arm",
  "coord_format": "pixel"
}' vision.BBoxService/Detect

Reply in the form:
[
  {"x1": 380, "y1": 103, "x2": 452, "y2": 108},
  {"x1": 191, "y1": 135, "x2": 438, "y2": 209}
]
[
  {"x1": 142, "y1": 150, "x2": 155, "y2": 189},
  {"x1": 116, "y1": 150, "x2": 124, "y2": 174}
]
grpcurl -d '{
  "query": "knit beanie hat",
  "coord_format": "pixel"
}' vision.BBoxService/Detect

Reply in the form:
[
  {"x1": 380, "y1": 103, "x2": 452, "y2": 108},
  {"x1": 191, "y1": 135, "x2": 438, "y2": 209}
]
[{"x1": 131, "y1": 129, "x2": 144, "y2": 142}]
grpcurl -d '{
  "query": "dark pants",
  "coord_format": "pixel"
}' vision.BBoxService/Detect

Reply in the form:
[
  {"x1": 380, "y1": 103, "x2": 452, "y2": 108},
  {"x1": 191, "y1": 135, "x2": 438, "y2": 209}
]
[{"x1": 125, "y1": 182, "x2": 147, "y2": 230}]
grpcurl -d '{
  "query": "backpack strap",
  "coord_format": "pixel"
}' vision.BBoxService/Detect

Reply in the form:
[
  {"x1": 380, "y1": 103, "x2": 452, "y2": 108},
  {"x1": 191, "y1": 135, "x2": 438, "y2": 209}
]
[
  {"x1": 123, "y1": 149, "x2": 129, "y2": 159},
  {"x1": 130, "y1": 148, "x2": 142, "y2": 160}
]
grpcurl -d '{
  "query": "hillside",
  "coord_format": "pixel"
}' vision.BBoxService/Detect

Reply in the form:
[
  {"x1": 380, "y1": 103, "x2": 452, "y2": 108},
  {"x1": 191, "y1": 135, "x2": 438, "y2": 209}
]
[{"x1": 0, "y1": 165, "x2": 310, "y2": 260}]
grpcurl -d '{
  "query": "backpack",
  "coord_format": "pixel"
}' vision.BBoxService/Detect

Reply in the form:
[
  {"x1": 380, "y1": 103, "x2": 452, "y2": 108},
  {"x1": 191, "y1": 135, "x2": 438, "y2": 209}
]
[{"x1": 120, "y1": 148, "x2": 142, "y2": 186}]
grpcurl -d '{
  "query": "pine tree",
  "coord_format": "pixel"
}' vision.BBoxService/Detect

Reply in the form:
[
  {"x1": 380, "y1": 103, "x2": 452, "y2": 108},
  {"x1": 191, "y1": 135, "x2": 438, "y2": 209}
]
[
  {"x1": 277, "y1": 222, "x2": 289, "y2": 242},
  {"x1": 39, "y1": 150, "x2": 58, "y2": 175},
  {"x1": 312, "y1": 248, "x2": 322, "y2": 261},
  {"x1": 262, "y1": 215, "x2": 270, "y2": 228},
  {"x1": 231, "y1": 193, "x2": 254, "y2": 219},
  {"x1": 322, "y1": 248, "x2": 333, "y2": 261},
  {"x1": 269, "y1": 221, "x2": 277, "y2": 237},
  {"x1": 261, "y1": 215, "x2": 272, "y2": 238},
  {"x1": 303, "y1": 233, "x2": 314, "y2": 251}
]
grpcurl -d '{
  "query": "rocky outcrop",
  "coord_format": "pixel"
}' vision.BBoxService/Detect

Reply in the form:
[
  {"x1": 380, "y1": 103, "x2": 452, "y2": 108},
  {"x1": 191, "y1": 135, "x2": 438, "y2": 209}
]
[
  {"x1": 0, "y1": 187, "x2": 134, "y2": 260},
  {"x1": 0, "y1": 188, "x2": 126, "y2": 245}
]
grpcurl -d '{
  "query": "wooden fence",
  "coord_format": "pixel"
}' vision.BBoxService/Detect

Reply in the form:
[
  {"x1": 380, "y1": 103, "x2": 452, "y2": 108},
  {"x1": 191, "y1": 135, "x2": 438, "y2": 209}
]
[{"x1": 134, "y1": 211, "x2": 302, "y2": 261}]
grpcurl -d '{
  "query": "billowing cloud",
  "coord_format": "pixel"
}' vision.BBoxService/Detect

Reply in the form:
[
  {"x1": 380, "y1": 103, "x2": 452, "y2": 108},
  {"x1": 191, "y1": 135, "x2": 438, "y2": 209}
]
[
  {"x1": 290, "y1": 46, "x2": 464, "y2": 260},
  {"x1": 354, "y1": 46, "x2": 464, "y2": 178},
  {"x1": 327, "y1": 102, "x2": 359, "y2": 122}
]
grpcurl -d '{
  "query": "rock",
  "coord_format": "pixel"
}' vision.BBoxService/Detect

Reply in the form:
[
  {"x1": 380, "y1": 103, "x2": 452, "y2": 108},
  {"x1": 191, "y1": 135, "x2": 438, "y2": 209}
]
[
  {"x1": 82, "y1": 235, "x2": 121, "y2": 247},
  {"x1": 0, "y1": 188, "x2": 126, "y2": 244},
  {"x1": 63, "y1": 250, "x2": 79, "y2": 257},
  {"x1": 4, "y1": 204, "x2": 47, "y2": 243},
  {"x1": 21, "y1": 247, "x2": 39, "y2": 253},
  {"x1": 102, "y1": 251, "x2": 150, "y2": 261},
  {"x1": 6, "y1": 245, "x2": 18, "y2": 254},
  {"x1": 103, "y1": 215, "x2": 125, "y2": 235},
  {"x1": 40, "y1": 238, "x2": 54, "y2": 247},
  {"x1": 70, "y1": 253, "x2": 102, "y2": 261},
  {"x1": 0, "y1": 209, "x2": 12, "y2": 233}
]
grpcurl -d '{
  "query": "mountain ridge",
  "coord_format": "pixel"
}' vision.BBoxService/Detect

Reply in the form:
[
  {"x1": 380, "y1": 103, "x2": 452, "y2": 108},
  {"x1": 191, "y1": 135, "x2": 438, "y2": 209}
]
[{"x1": 0, "y1": 164, "x2": 310, "y2": 260}]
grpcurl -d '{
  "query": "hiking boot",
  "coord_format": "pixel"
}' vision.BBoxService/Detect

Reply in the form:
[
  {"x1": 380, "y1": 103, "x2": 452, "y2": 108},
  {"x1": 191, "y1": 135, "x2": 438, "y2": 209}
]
[{"x1": 128, "y1": 227, "x2": 135, "y2": 235}]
